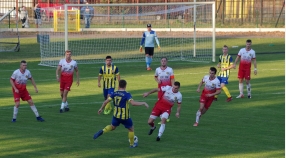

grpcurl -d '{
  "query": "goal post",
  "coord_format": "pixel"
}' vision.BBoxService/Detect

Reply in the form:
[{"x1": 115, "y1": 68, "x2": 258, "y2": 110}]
[
  {"x1": 0, "y1": 7, "x2": 20, "y2": 52},
  {"x1": 38, "y1": 2, "x2": 215, "y2": 66},
  {"x1": 54, "y1": 10, "x2": 80, "y2": 32}
]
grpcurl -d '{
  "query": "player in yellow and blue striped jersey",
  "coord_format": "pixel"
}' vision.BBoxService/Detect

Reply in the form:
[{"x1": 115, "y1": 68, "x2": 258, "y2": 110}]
[
  {"x1": 93, "y1": 80, "x2": 149, "y2": 148},
  {"x1": 216, "y1": 45, "x2": 234, "y2": 102},
  {"x1": 98, "y1": 56, "x2": 120, "y2": 114}
]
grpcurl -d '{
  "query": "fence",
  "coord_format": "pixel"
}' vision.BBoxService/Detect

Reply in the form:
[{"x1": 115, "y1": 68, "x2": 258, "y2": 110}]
[{"x1": 0, "y1": 0, "x2": 284, "y2": 28}]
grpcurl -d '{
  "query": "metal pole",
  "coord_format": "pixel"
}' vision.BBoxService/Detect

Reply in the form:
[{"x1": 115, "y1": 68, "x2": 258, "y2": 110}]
[
  {"x1": 222, "y1": 0, "x2": 225, "y2": 25},
  {"x1": 260, "y1": 0, "x2": 263, "y2": 26},
  {"x1": 64, "y1": 4, "x2": 68, "y2": 51},
  {"x1": 9, "y1": 13, "x2": 11, "y2": 28},
  {"x1": 212, "y1": 2, "x2": 216, "y2": 62},
  {"x1": 275, "y1": 0, "x2": 285, "y2": 27},
  {"x1": 241, "y1": 0, "x2": 244, "y2": 25},
  {"x1": 193, "y1": 0, "x2": 196, "y2": 57}
]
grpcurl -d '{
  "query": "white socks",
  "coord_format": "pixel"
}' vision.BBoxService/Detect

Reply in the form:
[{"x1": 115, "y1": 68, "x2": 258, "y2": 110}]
[
  {"x1": 61, "y1": 102, "x2": 65, "y2": 109},
  {"x1": 13, "y1": 106, "x2": 18, "y2": 119},
  {"x1": 239, "y1": 83, "x2": 244, "y2": 95},
  {"x1": 247, "y1": 83, "x2": 251, "y2": 95},
  {"x1": 196, "y1": 110, "x2": 201, "y2": 123},
  {"x1": 65, "y1": 101, "x2": 69, "y2": 108},
  {"x1": 158, "y1": 123, "x2": 165, "y2": 137},
  {"x1": 30, "y1": 105, "x2": 39, "y2": 117}
]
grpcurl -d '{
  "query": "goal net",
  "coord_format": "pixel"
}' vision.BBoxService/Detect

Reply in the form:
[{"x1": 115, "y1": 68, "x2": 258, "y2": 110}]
[
  {"x1": 38, "y1": 2, "x2": 215, "y2": 66},
  {"x1": 0, "y1": 7, "x2": 20, "y2": 52}
]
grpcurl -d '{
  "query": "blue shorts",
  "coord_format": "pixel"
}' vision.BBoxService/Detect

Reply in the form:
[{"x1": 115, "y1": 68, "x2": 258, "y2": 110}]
[
  {"x1": 111, "y1": 117, "x2": 133, "y2": 129},
  {"x1": 103, "y1": 88, "x2": 115, "y2": 99},
  {"x1": 217, "y1": 76, "x2": 229, "y2": 84}
]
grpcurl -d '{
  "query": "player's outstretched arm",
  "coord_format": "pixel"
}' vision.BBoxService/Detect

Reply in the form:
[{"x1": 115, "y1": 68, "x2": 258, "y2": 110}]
[
  {"x1": 98, "y1": 99, "x2": 111, "y2": 114},
  {"x1": 130, "y1": 100, "x2": 149, "y2": 108},
  {"x1": 143, "y1": 88, "x2": 160, "y2": 97}
]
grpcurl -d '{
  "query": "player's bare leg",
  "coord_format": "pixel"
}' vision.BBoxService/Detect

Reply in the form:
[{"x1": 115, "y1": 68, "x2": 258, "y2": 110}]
[
  {"x1": 12, "y1": 101, "x2": 20, "y2": 122},
  {"x1": 194, "y1": 103, "x2": 206, "y2": 126},
  {"x1": 245, "y1": 79, "x2": 251, "y2": 98},
  {"x1": 157, "y1": 112, "x2": 168, "y2": 141},
  {"x1": 61, "y1": 92, "x2": 69, "y2": 111},
  {"x1": 236, "y1": 78, "x2": 244, "y2": 98},
  {"x1": 28, "y1": 99, "x2": 44, "y2": 122},
  {"x1": 148, "y1": 116, "x2": 157, "y2": 135}
]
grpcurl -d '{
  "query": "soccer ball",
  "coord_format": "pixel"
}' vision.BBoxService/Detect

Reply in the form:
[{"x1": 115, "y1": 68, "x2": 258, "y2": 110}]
[{"x1": 129, "y1": 135, "x2": 138, "y2": 144}]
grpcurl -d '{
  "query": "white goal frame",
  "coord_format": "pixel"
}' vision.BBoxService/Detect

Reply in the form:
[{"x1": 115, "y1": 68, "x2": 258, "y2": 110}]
[{"x1": 64, "y1": 2, "x2": 216, "y2": 62}]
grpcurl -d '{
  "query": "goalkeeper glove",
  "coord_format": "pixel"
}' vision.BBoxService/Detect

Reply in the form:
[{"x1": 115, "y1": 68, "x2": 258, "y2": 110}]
[{"x1": 139, "y1": 46, "x2": 143, "y2": 52}]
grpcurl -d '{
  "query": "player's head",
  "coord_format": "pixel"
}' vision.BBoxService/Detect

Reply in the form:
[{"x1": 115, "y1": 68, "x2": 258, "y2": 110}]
[
  {"x1": 209, "y1": 67, "x2": 217, "y2": 78},
  {"x1": 119, "y1": 79, "x2": 127, "y2": 89},
  {"x1": 246, "y1": 39, "x2": 252, "y2": 49},
  {"x1": 105, "y1": 55, "x2": 112, "y2": 66},
  {"x1": 147, "y1": 24, "x2": 151, "y2": 31},
  {"x1": 172, "y1": 81, "x2": 180, "y2": 93},
  {"x1": 161, "y1": 57, "x2": 168, "y2": 67},
  {"x1": 222, "y1": 45, "x2": 228, "y2": 54},
  {"x1": 65, "y1": 50, "x2": 72, "y2": 60},
  {"x1": 20, "y1": 60, "x2": 27, "y2": 70}
]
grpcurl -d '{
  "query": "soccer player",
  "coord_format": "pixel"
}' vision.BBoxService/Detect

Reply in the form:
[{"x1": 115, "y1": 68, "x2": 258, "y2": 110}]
[
  {"x1": 155, "y1": 57, "x2": 175, "y2": 124},
  {"x1": 233, "y1": 39, "x2": 257, "y2": 98},
  {"x1": 98, "y1": 55, "x2": 120, "y2": 115},
  {"x1": 10, "y1": 60, "x2": 45, "y2": 122},
  {"x1": 215, "y1": 45, "x2": 234, "y2": 102},
  {"x1": 56, "y1": 50, "x2": 79, "y2": 113},
  {"x1": 93, "y1": 79, "x2": 149, "y2": 148},
  {"x1": 139, "y1": 24, "x2": 161, "y2": 71},
  {"x1": 143, "y1": 81, "x2": 182, "y2": 141},
  {"x1": 193, "y1": 67, "x2": 221, "y2": 127}
]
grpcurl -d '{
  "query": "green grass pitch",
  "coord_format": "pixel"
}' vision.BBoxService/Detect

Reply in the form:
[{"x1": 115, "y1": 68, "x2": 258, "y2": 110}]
[{"x1": 0, "y1": 37, "x2": 284, "y2": 158}]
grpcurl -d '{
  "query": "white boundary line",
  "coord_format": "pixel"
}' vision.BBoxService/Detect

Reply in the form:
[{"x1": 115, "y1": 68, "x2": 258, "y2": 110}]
[{"x1": 0, "y1": 92, "x2": 284, "y2": 110}]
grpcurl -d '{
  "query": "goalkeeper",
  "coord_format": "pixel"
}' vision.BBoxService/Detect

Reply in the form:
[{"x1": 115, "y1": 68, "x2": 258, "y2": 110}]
[{"x1": 139, "y1": 24, "x2": 161, "y2": 71}]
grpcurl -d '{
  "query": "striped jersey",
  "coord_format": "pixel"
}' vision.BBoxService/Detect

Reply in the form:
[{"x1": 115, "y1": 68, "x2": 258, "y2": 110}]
[
  {"x1": 218, "y1": 54, "x2": 233, "y2": 77},
  {"x1": 99, "y1": 64, "x2": 119, "y2": 89},
  {"x1": 109, "y1": 90, "x2": 132, "y2": 120}
]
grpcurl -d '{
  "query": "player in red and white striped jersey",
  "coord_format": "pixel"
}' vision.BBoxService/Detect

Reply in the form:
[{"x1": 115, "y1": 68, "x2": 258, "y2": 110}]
[
  {"x1": 143, "y1": 82, "x2": 182, "y2": 141},
  {"x1": 193, "y1": 67, "x2": 221, "y2": 127},
  {"x1": 154, "y1": 57, "x2": 175, "y2": 123},
  {"x1": 10, "y1": 60, "x2": 44, "y2": 122},
  {"x1": 56, "y1": 50, "x2": 79, "y2": 113},
  {"x1": 233, "y1": 39, "x2": 257, "y2": 99}
]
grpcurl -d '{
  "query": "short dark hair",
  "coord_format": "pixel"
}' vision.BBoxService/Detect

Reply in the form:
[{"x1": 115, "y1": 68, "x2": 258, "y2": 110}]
[
  {"x1": 119, "y1": 80, "x2": 127, "y2": 88},
  {"x1": 210, "y1": 67, "x2": 217, "y2": 74},
  {"x1": 223, "y1": 45, "x2": 228, "y2": 48},
  {"x1": 20, "y1": 60, "x2": 26, "y2": 64},
  {"x1": 106, "y1": 56, "x2": 112, "y2": 60},
  {"x1": 174, "y1": 81, "x2": 180, "y2": 87},
  {"x1": 246, "y1": 39, "x2": 252, "y2": 43},
  {"x1": 65, "y1": 50, "x2": 72, "y2": 53},
  {"x1": 161, "y1": 57, "x2": 168, "y2": 61}
]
